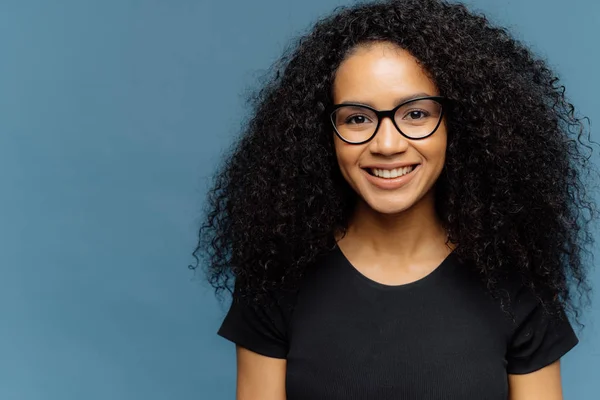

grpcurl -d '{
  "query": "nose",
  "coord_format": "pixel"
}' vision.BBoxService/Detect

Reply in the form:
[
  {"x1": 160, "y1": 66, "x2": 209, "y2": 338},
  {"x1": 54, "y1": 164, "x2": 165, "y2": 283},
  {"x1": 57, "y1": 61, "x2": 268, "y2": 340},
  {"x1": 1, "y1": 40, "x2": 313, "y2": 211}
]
[{"x1": 368, "y1": 116, "x2": 409, "y2": 155}]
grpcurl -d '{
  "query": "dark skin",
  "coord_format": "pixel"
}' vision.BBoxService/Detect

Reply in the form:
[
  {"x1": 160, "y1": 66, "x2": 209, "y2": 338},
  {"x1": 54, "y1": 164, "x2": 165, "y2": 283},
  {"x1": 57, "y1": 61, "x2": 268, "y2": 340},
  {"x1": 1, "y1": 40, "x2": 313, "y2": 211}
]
[{"x1": 235, "y1": 42, "x2": 566, "y2": 400}]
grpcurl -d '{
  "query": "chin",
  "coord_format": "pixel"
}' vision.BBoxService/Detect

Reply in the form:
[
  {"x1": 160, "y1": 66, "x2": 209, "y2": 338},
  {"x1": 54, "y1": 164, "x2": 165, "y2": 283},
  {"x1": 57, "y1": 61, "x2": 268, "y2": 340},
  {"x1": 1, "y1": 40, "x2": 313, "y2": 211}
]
[{"x1": 361, "y1": 196, "x2": 415, "y2": 215}]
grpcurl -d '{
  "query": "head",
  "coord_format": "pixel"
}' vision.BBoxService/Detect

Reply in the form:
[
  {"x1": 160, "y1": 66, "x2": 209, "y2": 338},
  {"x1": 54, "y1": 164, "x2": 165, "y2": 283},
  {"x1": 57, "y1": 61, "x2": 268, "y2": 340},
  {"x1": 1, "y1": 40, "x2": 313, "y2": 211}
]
[
  {"x1": 196, "y1": 0, "x2": 597, "y2": 320},
  {"x1": 331, "y1": 42, "x2": 448, "y2": 215}
]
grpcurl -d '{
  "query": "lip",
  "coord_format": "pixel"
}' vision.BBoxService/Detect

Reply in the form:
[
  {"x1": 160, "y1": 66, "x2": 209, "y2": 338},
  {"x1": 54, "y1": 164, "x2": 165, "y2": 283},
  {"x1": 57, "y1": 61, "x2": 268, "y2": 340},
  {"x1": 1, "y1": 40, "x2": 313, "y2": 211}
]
[
  {"x1": 363, "y1": 164, "x2": 420, "y2": 190},
  {"x1": 362, "y1": 162, "x2": 421, "y2": 170}
]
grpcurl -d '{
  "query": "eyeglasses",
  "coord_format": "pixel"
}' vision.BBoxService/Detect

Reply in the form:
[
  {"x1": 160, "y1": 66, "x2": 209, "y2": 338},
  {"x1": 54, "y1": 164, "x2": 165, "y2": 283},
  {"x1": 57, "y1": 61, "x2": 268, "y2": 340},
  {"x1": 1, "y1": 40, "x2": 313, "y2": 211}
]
[{"x1": 328, "y1": 96, "x2": 450, "y2": 144}]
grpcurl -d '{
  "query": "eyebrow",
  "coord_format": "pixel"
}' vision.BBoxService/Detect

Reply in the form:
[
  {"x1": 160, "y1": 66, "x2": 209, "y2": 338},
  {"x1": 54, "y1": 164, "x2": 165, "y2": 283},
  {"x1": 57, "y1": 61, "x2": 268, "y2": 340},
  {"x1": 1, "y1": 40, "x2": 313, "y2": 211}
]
[{"x1": 338, "y1": 92, "x2": 434, "y2": 107}]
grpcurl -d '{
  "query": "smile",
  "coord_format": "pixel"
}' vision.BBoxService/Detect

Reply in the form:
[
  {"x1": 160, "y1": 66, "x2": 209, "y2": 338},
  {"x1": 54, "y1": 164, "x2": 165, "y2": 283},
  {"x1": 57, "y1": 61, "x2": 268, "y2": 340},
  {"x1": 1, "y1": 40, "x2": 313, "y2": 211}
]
[
  {"x1": 362, "y1": 164, "x2": 420, "y2": 190},
  {"x1": 369, "y1": 165, "x2": 416, "y2": 179}
]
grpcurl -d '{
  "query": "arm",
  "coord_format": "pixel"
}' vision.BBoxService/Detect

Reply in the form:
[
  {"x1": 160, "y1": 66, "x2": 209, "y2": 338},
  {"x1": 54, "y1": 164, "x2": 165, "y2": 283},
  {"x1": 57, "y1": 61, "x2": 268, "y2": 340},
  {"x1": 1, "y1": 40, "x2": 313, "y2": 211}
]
[
  {"x1": 236, "y1": 345, "x2": 287, "y2": 400},
  {"x1": 508, "y1": 360, "x2": 564, "y2": 400}
]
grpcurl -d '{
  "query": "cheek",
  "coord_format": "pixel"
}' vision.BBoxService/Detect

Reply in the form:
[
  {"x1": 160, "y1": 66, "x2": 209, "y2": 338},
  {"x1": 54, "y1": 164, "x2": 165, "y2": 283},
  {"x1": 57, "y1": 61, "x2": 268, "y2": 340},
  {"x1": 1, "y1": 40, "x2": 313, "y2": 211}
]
[
  {"x1": 333, "y1": 139, "x2": 363, "y2": 182},
  {"x1": 420, "y1": 132, "x2": 447, "y2": 163},
  {"x1": 333, "y1": 137, "x2": 347, "y2": 168},
  {"x1": 423, "y1": 138, "x2": 448, "y2": 181}
]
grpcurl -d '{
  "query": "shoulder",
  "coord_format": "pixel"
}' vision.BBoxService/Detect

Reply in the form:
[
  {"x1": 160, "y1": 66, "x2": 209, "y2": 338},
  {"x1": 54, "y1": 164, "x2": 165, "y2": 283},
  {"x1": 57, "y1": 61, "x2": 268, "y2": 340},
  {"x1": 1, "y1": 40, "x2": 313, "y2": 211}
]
[
  {"x1": 217, "y1": 283, "x2": 298, "y2": 358},
  {"x1": 498, "y1": 278, "x2": 579, "y2": 374},
  {"x1": 216, "y1": 249, "x2": 333, "y2": 358}
]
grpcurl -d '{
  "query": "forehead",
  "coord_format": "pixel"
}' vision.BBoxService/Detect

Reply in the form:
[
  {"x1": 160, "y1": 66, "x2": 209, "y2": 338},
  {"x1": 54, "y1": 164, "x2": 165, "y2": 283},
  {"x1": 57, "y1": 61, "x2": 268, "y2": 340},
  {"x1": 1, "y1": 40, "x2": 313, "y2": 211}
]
[{"x1": 332, "y1": 42, "x2": 439, "y2": 107}]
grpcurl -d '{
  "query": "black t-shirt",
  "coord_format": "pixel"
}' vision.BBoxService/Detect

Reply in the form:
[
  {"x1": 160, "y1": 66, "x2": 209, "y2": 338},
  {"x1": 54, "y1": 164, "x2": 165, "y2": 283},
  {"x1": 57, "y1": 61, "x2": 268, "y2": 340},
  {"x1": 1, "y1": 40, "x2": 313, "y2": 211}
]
[{"x1": 218, "y1": 244, "x2": 578, "y2": 399}]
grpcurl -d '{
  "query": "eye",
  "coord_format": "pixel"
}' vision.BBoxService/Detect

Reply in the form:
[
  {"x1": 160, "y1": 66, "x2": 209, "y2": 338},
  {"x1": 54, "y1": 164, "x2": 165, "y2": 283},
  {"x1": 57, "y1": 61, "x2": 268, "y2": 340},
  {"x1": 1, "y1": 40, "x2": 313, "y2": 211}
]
[
  {"x1": 346, "y1": 114, "x2": 373, "y2": 125},
  {"x1": 404, "y1": 110, "x2": 429, "y2": 120}
]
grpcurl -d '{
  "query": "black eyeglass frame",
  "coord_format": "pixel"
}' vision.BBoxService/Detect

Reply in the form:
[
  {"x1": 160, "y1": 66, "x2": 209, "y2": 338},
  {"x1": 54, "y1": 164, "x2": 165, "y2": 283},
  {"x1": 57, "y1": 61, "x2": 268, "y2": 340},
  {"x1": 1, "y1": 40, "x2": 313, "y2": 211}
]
[{"x1": 327, "y1": 95, "x2": 451, "y2": 145}]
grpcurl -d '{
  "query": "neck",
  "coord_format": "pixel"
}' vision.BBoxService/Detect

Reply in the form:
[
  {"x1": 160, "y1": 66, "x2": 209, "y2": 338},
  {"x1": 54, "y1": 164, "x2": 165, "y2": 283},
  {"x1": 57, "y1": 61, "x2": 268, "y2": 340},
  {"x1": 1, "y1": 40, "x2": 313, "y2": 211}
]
[{"x1": 337, "y1": 191, "x2": 453, "y2": 259}]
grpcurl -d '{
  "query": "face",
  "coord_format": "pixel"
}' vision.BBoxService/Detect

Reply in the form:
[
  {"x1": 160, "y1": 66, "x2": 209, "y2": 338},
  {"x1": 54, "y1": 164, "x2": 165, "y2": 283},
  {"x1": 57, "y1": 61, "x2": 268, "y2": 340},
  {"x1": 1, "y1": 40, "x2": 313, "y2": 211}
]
[{"x1": 332, "y1": 42, "x2": 448, "y2": 215}]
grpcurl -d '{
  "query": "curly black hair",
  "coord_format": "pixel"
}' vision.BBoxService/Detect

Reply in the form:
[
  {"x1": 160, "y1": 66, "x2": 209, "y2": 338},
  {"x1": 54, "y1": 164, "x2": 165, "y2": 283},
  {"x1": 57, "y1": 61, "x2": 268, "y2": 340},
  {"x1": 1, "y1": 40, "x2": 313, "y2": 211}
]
[{"x1": 192, "y1": 0, "x2": 599, "y2": 322}]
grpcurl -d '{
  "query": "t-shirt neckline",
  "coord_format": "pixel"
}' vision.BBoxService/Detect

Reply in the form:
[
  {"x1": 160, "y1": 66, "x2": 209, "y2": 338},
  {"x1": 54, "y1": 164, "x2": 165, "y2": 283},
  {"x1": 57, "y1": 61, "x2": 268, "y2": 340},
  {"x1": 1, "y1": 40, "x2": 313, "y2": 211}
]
[{"x1": 333, "y1": 243, "x2": 457, "y2": 291}]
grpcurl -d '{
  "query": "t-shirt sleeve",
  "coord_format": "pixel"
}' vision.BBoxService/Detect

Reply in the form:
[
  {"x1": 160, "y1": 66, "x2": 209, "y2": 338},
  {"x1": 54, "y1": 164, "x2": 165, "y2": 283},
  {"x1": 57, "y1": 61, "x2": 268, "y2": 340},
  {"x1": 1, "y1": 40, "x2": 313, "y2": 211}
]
[
  {"x1": 217, "y1": 284, "x2": 290, "y2": 359},
  {"x1": 505, "y1": 286, "x2": 579, "y2": 375}
]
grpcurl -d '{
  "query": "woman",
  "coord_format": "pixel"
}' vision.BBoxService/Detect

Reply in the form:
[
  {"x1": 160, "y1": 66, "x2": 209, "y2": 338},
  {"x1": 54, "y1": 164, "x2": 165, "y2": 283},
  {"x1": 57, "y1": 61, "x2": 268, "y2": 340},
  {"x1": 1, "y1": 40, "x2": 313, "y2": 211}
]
[{"x1": 193, "y1": 0, "x2": 598, "y2": 398}]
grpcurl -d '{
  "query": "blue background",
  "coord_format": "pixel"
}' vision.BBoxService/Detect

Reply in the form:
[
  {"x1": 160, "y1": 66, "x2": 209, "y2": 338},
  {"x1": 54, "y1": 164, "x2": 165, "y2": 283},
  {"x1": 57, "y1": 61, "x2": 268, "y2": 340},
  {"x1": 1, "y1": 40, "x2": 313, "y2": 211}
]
[{"x1": 1, "y1": 0, "x2": 598, "y2": 398}]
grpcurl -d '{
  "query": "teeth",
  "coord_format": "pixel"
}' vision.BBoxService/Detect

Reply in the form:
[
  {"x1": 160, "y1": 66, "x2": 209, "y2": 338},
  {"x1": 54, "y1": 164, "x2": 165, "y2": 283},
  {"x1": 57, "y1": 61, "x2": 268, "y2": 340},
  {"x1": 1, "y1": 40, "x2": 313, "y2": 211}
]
[{"x1": 371, "y1": 165, "x2": 416, "y2": 179}]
